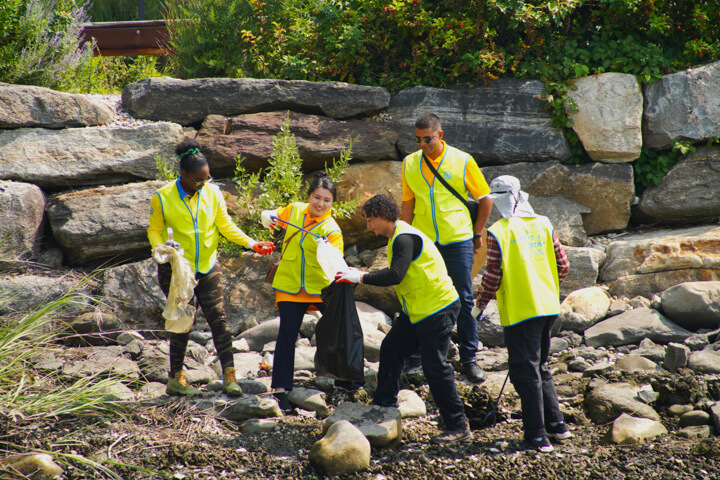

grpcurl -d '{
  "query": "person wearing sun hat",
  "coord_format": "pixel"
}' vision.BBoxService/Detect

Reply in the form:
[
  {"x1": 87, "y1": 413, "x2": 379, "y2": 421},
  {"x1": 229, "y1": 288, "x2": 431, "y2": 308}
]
[{"x1": 475, "y1": 175, "x2": 572, "y2": 453}]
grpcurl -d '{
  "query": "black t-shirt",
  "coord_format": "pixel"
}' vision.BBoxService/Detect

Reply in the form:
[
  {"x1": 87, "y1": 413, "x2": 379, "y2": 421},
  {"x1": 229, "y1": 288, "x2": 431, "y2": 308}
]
[{"x1": 363, "y1": 233, "x2": 423, "y2": 287}]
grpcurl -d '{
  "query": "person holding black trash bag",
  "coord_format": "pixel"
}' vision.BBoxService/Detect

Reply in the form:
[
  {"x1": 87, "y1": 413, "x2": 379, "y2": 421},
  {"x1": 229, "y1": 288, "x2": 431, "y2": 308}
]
[
  {"x1": 148, "y1": 138, "x2": 275, "y2": 397},
  {"x1": 475, "y1": 175, "x2": 571, "y2": 453},
  {"x1": 260, "y1": 171, "x2": 357, "y2": 412},
  {"x1": 335, "y1": 194, "x2": 472, "y2": 445}
]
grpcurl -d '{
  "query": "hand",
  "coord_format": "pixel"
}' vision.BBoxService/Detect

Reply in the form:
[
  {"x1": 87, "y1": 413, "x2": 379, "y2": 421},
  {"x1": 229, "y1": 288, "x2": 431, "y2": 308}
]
[
  {"x1": 261, "y1": 210, "x2": 278, "y2": 229},
  {"x1": 334, "y1": 268, "x2": 365, "y2": 284},
  {"x1": 253, "y1": 241, "x2": 275, "y2": 255}
]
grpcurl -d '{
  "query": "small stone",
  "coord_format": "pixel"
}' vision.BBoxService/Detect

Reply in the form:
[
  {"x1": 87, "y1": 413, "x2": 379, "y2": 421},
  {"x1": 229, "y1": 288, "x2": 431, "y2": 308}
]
[
  {"x1": 675, "y1": 425, "x2": 711, "y2": 439},
  {"x1": 240, "y1": 418, "x2": 279, "y2": 434},
  {"x1": 678, "y1": 410, "x2": 711, "y2": 428}
]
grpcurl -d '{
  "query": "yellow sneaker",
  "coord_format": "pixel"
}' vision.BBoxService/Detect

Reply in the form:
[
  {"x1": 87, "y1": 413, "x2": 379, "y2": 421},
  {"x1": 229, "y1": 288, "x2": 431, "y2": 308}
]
[
  {"x1": 166, "y1": 370, "x2": 201, "y2": 396},
  {"x1": 223, "y1": 369, "x2": 242, "y2": 396}
]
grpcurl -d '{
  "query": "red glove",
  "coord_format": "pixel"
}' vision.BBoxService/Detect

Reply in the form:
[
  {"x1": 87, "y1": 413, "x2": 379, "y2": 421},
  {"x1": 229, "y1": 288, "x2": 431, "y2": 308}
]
[{"x1": 253, "y1": 241, "x2": 275, "y2": 255}]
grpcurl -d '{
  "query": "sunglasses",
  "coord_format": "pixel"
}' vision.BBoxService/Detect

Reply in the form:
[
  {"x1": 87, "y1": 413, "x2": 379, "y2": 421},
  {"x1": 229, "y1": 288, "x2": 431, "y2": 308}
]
[
  {"x1": 414, "y1": 132, "x2": 439, "y2": 144},
  {"x1": 191, "y1": 175, "x2": 213, "y2": 186}
]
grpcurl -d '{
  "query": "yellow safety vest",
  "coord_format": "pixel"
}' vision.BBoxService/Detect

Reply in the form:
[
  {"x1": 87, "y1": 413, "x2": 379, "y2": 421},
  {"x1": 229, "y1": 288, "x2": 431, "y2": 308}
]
[
  {"x1": 403, "y1": 146, "x2": 474, "y2": 245},
  {"x1": 153, "y1": 179, "x2": 224, "y2": 274},
  {"x1": 272, "y1": 203, "x2": 342, "y2": 295},
  {"x1": 389, "y1": 221, "x2": 459, "y2": 324},
  {"x1": 488, "y1": 216, "x2": 561, "y2": 327}
]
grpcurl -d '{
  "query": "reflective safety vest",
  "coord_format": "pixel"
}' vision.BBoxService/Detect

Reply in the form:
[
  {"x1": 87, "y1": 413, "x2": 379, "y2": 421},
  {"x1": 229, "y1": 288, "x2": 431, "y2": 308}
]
[
  {"x1": 153, "y1": 179, "x2": 224, "y2": 274},
  {"x1": 272, "y1": 203, "x2": 342, "y2": 295},
  {"x1": 488, "y1": 216, "x2": 561, "y2": 327},
  {"x1": 403, "y1": 146, "x2": 473, "y2": 245},
  {"x1": 388, "y1": 221, "x2": 459, "y2": 324}
]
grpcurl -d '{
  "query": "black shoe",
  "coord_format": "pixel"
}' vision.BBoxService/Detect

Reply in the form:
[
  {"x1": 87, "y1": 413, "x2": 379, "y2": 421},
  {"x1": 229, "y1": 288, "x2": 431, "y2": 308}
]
[
  {"x1": 430, "y1": 423, "x2": 474, "y2": 445},
  {"x1": 334, "y1": 380, "x2": 364, "y2": 392},
  {"x1": 463, "y1": 362, "x2": 486, "y2": 384},
  {"x1": 546, "y1": 422, "x2": 573, "y2": 441},
  {"x1": 274, "y1": 392, "x2": 294, "y2": 413},
  {"x1": 518, "y1": 436, "x2": 553, "y2": 453}
]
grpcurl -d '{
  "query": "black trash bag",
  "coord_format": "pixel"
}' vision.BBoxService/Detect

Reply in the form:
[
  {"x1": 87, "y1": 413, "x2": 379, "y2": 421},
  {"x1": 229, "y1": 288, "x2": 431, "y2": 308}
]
[{"x1": 314, "y1": 282, "x2": 365, "y2": 383}]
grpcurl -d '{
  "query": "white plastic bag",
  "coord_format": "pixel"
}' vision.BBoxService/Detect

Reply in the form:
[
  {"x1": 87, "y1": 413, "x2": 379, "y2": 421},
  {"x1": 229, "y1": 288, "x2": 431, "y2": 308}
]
[
  {"x1": 315, "y1": 236, "x2": 348, "y2": 281},
  {"x1": 153, "y1": 244, "x2": 198, "y2": 333}
]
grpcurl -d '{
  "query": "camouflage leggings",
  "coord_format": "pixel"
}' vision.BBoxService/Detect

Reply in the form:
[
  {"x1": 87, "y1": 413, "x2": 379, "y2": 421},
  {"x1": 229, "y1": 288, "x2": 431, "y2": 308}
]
[{"x1": 158, "y1": 262, "x2": 235, "y2": 374}]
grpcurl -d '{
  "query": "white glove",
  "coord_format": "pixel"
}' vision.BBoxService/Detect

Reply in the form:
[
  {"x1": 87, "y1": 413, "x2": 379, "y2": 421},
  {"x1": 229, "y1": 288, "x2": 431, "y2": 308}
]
[
  {"x1": 334, "y1": 268, "x2": 366, "y2": 284},
  {"x1": 261, "y1": 209, "x2": 278, "y2": 229}
]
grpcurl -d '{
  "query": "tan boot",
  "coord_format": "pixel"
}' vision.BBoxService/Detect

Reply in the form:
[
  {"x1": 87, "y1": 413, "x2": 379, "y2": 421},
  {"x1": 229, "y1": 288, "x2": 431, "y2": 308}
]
[
  {"x1": 166, "y1": 370, "x2": 201, "y2": 396},
  {"x1": 223, "y1": 368, "x2": 242, "y2": 396}
]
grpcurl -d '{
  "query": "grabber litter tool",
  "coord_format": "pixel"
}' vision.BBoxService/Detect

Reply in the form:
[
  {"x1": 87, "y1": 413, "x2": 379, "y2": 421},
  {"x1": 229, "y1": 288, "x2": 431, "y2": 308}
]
[
  {"x1": 271, "y1": 216, "x2": 324, "y2": 238},
  {"x1": 482, "y1": 372, "x2": 510, "y2": 427}
]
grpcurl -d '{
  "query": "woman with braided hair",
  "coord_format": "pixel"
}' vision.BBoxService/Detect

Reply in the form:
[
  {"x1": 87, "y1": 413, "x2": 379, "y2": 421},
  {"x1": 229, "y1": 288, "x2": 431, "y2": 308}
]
[{"x1": 148, "y1": 137, "x2": 275, "y2": 396}]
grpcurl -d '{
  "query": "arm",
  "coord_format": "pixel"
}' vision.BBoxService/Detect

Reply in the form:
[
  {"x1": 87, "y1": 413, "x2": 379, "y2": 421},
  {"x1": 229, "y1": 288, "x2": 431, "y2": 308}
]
[
  {"x1": 553, "y1": 230, "x2": 570, "y2": 284},
  {"x1": 147, "y1": 193, "x2": 165, "y2": 249},
  {"x1": 361, "y1": 234, "x2": 418, "y2": 287},
  {"x1": 401, "y1": 199, "x2": 415, "y2": 224},
  {"x1": 473, "y1": 195, "x2": 493, "y2": 252},
  {"x1": 475, "y1": 231, "x2": 502, "y2": 310},
  {"x1": 215, "y1": 198, "x2": 255, "y2": 249}
]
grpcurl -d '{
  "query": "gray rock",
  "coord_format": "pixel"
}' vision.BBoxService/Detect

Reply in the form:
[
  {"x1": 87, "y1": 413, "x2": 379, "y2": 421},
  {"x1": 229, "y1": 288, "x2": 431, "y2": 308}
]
[
  {"x1": 101, "y1": 258, "x2": 166, "y2": 328},
  {"x1": 676, "y1": 425, "x2": 712, "y2": 439},
  {"x1": 0, "y1": 181, "x2": 45, "y2": 260},
  {"x1": 607, "y1": 298, "x2": 630, "y2": 317},
  {"x1": 103, "y1": 382, "x2": 135, "y2": 401},
  {"x1": 0, "y1": 274, "x2": 95, "y2": 317},
  {"x1": 483, "y1": 161, "x2": 634, "y2": 235},
  {"x1": 711, "y1": 403, "x2": 720, "y2": 431},
  {"x1": 288, "y1": 387, "x2": 329, "y2": 418},
  {"x1": 231, "y1": 352, "x2": 265, "y2": 379},
  {"x1": 309, "y1": 420, "x2": 371, "y2": 476},
  {"x1": 562, "y1": 247, "x2": 607, "y2": 299},
  {"x1": 123, "y1": 77, "x2": 390, "y2": 124},
  {"x1": 238, "y1": 319, "x2": 281, "y2": 352},
  {"x1": 46, "y1": 181, "x2": 165, "y2": 265},
  {"x1": 668, "y1": 404, "x2": 694, "y2": 417},
  {"x1": 584, "y1": 381, "x2": 660, "y2": 423},
  {"x1": 558, "y1": 287, "x2": 610, "y2": 334},
  {"x1": 324, "y1": 402, "x2": 402, "y2": 448},
  {"x1": 139, "y1": 382, "x2": 167, "y2": 399},
  {"x1": 61, "y1": 310, "x2": 124, "y2": 346},
  {"x1": 688, "y1": 349, "x2": 720, "y2": 374},
  {"x1": 643, "y1": 61, "x2": 720, "y2": 150},
  {"x1": 474, "y1": 300, "x2": 505, "y2": 347},
  {"x1": 299, "y1": 312, "x2": 321, "y2": 339},
  {"x1": 566, "y1": 73, "x2": 643, "y2": 163},
  {"x1": 138, "y1": 343, "x2": 170, "y2": 383},
  {"x1": 360, "y1": 320, "x2": 386, "y2": 363},
  {"x1": 397, "y1": 389, "x2": 426, "y2": 418},
  {"x1": 614, "y1": 355, "x2": 660, "y2": 373},
  {"x1": 663, "y1": 343, "x2": 691, "y2": 372},
  {"x1": 232, "y1": 338, "x2": 251, "y2": 353},
  {"x1": 568, "y1": 358, "x2": 592, "y2": 372},
  {"x1": 61, "y1": 346, "x2": 141, "y2": 381},
  {"x1": 197, "y1": 112, "x2": 398, "y2": 177},
  {"x1": 684, "y1": 333, "x2": 711, "y2": 351},
  {"x1": 637, "y1": 385, "x2": 658, "y2": 404},
  {"x1": 476, "y1": 349, "x2": 509, "y2": 372},
  {"x1": 601, "y1": 225, "x2": 720, "y2": 299},
  {"x1": 0, "y1": 124, "x2": 182, "y2": 188},
  {"x1": 363, "y1": 366, "x2": 379, "y2": 395},
  {"x1": 610, "y1": 413, "x2": 667, "y2": 444},
  {"x1": 550, "y1": 337, "x2": 569, "y2": 354},
  {"x1": 218, "y1": 395, "x2": 282, "y2": 421},
  {"x1": 295, "y1": 346, "x2": 316, "y2": 371},
  {"x1": 240, "y1": 418, "x2": 279, "y2": 434},
  {"x1": 660, "y1": 281, "x2": 720, "y2": 331},
  {"x1": 388, "y1": 81, "x2": 570, "y2": 165},
  {"x1": 581, "y1": 360, "x2": 615, "y2": 377},
  {"x1": 0, "y1": 83, "x2": 114, "y2": 128},
  {"x1": 678, "y1": 410, "x2": 711, "y2": 428},
  {"x1": 584, "y1": 308, "x2": 692, "y2": 348},
  {"x1": 630, "y1": 339, "x2": 667, "y2": 364},
  {"x1": 353, "y1": 247, "x2": 402, "y2": 316}
]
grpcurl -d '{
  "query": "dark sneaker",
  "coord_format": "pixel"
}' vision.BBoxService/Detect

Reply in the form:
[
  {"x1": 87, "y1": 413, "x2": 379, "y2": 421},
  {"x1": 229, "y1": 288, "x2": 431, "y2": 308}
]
[
  {"x1": 462, "y1": 362, "x2": 487, "y2": 384},
  {"x1": 274, "y1": 392, "x2": 294, "y2": 413},
  {"x1": 334, "y1": 380, "x2": 364, "y2": 392},
  {"x1": 430, "y1": 423, "x2": 473, "y2": 445},
  {"x1": 519, "y1": 436, "x2": 554, "y2": 453},
  {"x1": 546, "y1": 422, "x2": 573, "y2": 441}
]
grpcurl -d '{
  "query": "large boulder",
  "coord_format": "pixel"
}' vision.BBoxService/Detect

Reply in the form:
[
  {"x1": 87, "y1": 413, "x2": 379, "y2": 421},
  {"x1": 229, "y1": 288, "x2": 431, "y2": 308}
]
[
  {"x1": 600, "y1": 225, "x2": 720, "y2": 298},
  {"x1": 0, "y1": 181, "x2": 45, "y2": 260},
  {"x1": 353, "y1": 247, "x2": 401, "y2": 316},
  {"x1": 0, "y1": 274, "x2": 95, "y2": 317},
  {"x1": 687, "y1": 350, "x2": 720, "y2": 374},
  {"x1": 46, "y1": 181, "x2": 164, "y2": 265},
  {"x1": 101, "y1": 258, "x2": 166, "y2": 328},
  {"x1": 558, "y1": 287, "x2": 610, "y2": 333},
  {"x1": 561, "y1": 246, "x2": 606, "y2": 299},
  {"x1": 0, "y1": 83, "x2": 114, "y2": 128},
  {"x1": 566, "y1": 73, "x2": 643, "y2": 163},
  {"x1": 122, "y1": 77, "x2": 391, "y2": 125},
  {"x1": 660, "y1": 281, "x2": 720, "y2": 331},
  {"x1": 388, "y1": 81, "x2": 571, "y2": 165},
  {"x1": 643, "y1": 61, "x2": 720, "y2": 150},
  {"x1": 584, "y1": 307, "x2": 692, "y2": 348},
  {"x1": 483, "y1": 161, "x2": 634, "y2": 235},
  {"x1": 323, "y1": 402, "x2": 402, "y2": 448},
  {"x1": 584, "y1": 381, "x2": 660, "y2": 423},
  {"x1": 610, "y1": 413, "x2": 667, "y2": 445},
  {"x1": 196, "y1": 112, "x2": 398, "y2": 177},
  {"x1": 335, "y1": 161, "x2": 404, "y2": 250},
  {"x1": 309, "y1": 420, "x2": 371, "y2": 476},
  {"x1": 0, "y1": 124, "x2": 182, "y2": 188},
  {"x1": 637, "y1": 146, "x2": 720, "y2": 224}
]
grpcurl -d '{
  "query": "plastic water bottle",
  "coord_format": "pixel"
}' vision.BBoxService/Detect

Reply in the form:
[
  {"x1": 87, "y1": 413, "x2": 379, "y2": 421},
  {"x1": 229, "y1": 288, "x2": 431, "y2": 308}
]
[
  {"x1": 165, "y1": 227, "x2": 184, "y2": 256},
  {"x1": 315, "y1": 237, "x2": 348, "y2": 280}
]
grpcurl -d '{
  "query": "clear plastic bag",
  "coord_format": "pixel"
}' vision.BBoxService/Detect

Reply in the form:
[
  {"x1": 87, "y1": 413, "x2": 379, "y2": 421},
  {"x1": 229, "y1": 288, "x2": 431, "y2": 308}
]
[
  {"x1": 315, "y1": 236, "x2": 348, "y2": 281},
  {"x1": 153, "y1": 244, "x2": 198, "y2": 333}
]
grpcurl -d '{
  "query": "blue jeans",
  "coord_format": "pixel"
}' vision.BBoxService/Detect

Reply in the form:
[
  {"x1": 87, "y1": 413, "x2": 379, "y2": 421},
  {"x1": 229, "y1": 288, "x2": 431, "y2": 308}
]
[
  {"x1": 373, "y1": 301, "x2": 467, "y2": 431},
  {"x1": 504, "y1": 315, "x2": 563, "y2": 440},
  {"x1": 436, "y1": 240, "x2": 478, "y2": 364}
]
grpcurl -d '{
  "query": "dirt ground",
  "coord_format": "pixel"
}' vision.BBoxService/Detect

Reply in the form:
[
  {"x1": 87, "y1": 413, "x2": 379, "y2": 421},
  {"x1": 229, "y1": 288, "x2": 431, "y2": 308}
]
[{"x1": 4, "y1": 380, "x2": 720, "y2": 480}]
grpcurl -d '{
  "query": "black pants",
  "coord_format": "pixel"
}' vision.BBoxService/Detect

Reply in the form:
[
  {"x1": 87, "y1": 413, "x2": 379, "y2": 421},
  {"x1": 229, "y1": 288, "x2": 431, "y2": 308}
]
[
  {"x1": 158, "y1": 262, "x2": 234, "y2": 374},
  {"x1": 271, "y1": 301, "x2": 324, "y2": 391},
  {"x1": 373, "y1": 301, "x2": 467, "y2": 431},
  {"x1": 504, "y1": 314, "x2": 563, "y2": 440}
]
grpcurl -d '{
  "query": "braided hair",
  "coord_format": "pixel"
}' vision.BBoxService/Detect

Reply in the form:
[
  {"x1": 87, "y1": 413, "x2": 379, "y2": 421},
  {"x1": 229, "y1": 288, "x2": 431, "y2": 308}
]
[{"x1": 175, "y1": 137, "x2": 208, "y2": 174}]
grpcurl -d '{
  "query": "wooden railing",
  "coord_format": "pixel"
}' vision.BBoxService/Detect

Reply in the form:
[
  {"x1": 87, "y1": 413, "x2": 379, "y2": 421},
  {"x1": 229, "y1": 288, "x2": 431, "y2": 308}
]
[{"x1": 80, "y1": 20, "x2": 169, "y2": 56}]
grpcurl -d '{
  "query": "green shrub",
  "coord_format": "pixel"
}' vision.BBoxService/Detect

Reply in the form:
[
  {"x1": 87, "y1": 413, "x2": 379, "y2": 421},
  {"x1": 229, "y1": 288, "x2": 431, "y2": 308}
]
[
  {"x1": 57, "y1": 54, "x2": 168, "y2": 94},
  {"x1": 88, "y1": 0, "x2": 166, "y2": 21},
  {"x1": 223, "y1": 113, "x2": 359, "y2": 253}
]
